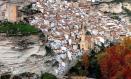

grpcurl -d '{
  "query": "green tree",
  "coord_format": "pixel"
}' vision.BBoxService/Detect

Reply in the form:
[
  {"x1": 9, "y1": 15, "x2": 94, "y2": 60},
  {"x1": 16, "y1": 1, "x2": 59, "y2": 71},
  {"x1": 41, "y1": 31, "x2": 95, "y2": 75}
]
[{"x1": 88, "y1": 50, "x2": 101, "y2": 79}]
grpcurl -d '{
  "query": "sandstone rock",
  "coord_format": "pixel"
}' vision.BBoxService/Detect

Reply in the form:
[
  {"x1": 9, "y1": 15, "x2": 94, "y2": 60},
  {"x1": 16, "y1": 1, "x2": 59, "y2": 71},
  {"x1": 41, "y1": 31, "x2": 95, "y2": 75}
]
[
  {"x1": 99, "y1": 3, "x2": 110, "y2": 12},
  {"x1": 123, "y1": 2, "x2": 131, "y2": 11},
  {"x1": 125, "y1": 16, "x2": 131, "y2": 25},
  {"x1": 110, "y1": 3, "x2": 123, "y2": 13},
  {"x1": 79, "y1": 0, "x2": 87, "y2": 4},
  {"x1": 99, "y1": 3, "x2": 123, "y2": 13}
]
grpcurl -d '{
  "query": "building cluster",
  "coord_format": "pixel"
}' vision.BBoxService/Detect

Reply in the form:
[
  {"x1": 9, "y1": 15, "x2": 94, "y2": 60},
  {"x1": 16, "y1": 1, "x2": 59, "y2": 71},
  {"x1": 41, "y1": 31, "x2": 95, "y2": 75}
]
[
  {"x1": 28, "y1": 0, "x2": 128, "y2": 76},
  {"x1": 0, "y1": 0, "x2": 30, "y2": 22},
  {"x1": 0, "y1": 0, "x2": 130, "y2": 77},
  {"x1": 30, "y1": 0, "x2": 128, "y2": 52}
]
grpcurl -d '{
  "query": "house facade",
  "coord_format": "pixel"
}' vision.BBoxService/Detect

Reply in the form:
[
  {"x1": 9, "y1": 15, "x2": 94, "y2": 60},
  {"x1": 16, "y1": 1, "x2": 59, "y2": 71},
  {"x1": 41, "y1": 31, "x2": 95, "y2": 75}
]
[
  {"x1": 0, "y1": 0, "x2": 24, "y2": 22},
  {"x1": 5, "y1": 3, "x2": 17, "y2": 22}
]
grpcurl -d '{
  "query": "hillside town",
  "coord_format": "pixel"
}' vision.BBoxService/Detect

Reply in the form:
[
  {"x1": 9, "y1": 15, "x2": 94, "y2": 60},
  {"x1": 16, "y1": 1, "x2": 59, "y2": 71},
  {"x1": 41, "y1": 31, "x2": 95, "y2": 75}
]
[{"x1": 0, "y1": 0, "x2": 131, "y2": 79}]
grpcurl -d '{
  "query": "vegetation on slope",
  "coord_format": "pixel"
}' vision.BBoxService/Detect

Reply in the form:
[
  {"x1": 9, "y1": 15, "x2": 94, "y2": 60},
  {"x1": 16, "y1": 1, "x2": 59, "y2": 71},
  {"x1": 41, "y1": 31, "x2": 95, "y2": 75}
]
[
  {"x1": 41, "y1": 73, "x2": 57, "y2": 79},
  {"x1": 123, "y1": 7, "x2": 131, "y2": 16},
  {"x1": 45, "y1": 46, "x2": 55, "y2": 56},
  {"x1": 68, "y1": 37, "x2": 131, "y2": 79},
  {"x1": 0, "y1": 21, "x2": 39, "y2": 36},
  {"x1": 111, "y1": 0, "x2": 123, "y2": 3},
  {"x1": 97, "y1": 37, "x2": 131, "y2": 79}
]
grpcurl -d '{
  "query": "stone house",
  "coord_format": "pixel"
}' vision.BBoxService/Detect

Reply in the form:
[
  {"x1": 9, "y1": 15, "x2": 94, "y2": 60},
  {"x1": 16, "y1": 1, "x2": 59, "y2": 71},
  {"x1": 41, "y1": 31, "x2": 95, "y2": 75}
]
[
  {"x1": 0, "y1": 0, "x2": 28, "y2": 22},
  {"x1": 5, "y1": 3, "x2": 17, "y2": 22}
]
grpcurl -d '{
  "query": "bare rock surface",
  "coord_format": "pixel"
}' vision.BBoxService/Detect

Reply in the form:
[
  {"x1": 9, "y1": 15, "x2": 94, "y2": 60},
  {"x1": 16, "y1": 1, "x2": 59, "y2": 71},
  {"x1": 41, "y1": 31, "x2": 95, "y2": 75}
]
[
  {"x1": 123, "y1": 2, "x2": 131, "y2": 11},
  {"x1": 99, "y1": 3, "x2": 123, "y2": 13},
  {"x1": 0, "y1": 0, "x2": 131, "y2": 79},
  {"x1": 0, "y1": 36, "x2": 47, "y2": 75}
]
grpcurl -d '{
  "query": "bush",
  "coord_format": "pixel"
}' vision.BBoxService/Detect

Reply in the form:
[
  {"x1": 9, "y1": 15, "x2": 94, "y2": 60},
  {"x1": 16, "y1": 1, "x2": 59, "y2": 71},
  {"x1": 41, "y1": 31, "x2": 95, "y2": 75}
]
[
  {"x1": 41, "y1": 73, "x2": 57, "y2": 79},
  {"x1": 45, "y1": 46, "x2": 54, "y2": 56},
  {"x1": 88, "y1": 50, "x2": 101, "y2": 78},
  {"x1": 69, "y1": 61, "x2": 87, "y2": 76},
  {"x1": 0, "y1": 22, "x2": 39, "y2": 36},
  {"x1": 123, "y1": 8, "x2": 131, "y2": 16},
  {"x1": 110, "y1": 15, "x2": 121, "y2": 21},
  {"x1": 68, "y1": 50, "x2": 101, "y2": 78},
  {"x1": 111, "y1": 0, "x2": 123, "y2": 3},
  {"x1": 85, "y1": 31, "x2": 91, "y2": 35}
]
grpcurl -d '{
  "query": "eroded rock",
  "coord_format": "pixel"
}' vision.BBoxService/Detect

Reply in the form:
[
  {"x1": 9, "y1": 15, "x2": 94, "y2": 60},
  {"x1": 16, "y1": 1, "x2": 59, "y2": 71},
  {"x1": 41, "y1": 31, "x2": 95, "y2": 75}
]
[{"x1": 99, "y1": 3, "x2": 123, "y2": 13}]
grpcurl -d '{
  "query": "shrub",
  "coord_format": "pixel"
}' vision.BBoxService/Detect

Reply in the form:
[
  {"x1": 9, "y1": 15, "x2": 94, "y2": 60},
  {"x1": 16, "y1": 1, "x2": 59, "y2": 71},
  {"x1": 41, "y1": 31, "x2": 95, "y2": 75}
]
[
  {"x1": 123, "y1": 7, "x2": 131, "y2": 16},
  {"x1": 69, "y1": 61, "x2": 87, "y2": 76},
  {"x1": 41, "y1": 73, "x2": 57, "y2": 79},
  {"x1": 111, "y1": 0, "x2": 123, "y2": 3},
  {"x1": 88, "y1": 50, "x2": 101, "y2": 78},
  {"x1": 45, "y1": 46, "x2": 54, "y2": 56},
  {"x1": 110, "y1": 15, "x2": 121, "y2": 21},
  {"x1": 0, "y1": 22, "x2": 39, "y2": 36},
  {"x1": 85, "y1": 31, "x2": 91, "y2": 35}
]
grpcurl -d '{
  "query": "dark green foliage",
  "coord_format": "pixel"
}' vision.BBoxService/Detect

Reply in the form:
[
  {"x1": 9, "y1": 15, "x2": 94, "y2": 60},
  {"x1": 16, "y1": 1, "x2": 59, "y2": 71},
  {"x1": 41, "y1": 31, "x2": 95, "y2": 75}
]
[
  {"x1": 130, "y1": 18, "x2": 131, "y2": 23},
  {"x1": 45, "y1": 46, "x2": 54, "y2": 56},
  {"x1": 89, "y1": 49, "x2": 96, "y2": 57},
  {"x1": 123, "y1": 7, "x2": 131, "y2": 16},
  {"x1": 68, "y1": 50, "x2": 101, "y2": 78},
  {"x1": 38, "y1": 30, "x2": 47, "y2": 42},
  {"x1": 52, "y1": 61, "x2": 59, "y2": 67},
  {"x1": 69, "y1": 61, "x2": 87, "y2": 76},
  {"x1": 12, "y1": 76, "x2": 22, "y2": 79},
  {"x1": 85, "y1": 31, "x2": 91, "y2": 35},
  {"x1": 110, "y1": 13, "x2": 121, "y2": 20},
  {"x1": 72, "y1": 0, "x2": 78, "y2": 2},
  {"x1": 0, "y1": 74, "x2": 11, "y2": 79},
  {"x1": 99, "y1": 43, "x2": 105, "y2": 52},
  {"x1": 0, "y1": 22, "x2": 39, "y2": 36},
  {"x1": 19, "y1": 72, "x2": 39, "y2": 79},
  {"x1": 41, "y1": 73, "x2": 57, "y2": 79},
  {"x1": 109, "y1": 13, "x2": 121, "y2": 20},
  {"x1": 88, "y1": 50, "x2": 101, "y2": 79},
  {"x1": 111, "y1": 0, "x2": 123, "y2": 3}
]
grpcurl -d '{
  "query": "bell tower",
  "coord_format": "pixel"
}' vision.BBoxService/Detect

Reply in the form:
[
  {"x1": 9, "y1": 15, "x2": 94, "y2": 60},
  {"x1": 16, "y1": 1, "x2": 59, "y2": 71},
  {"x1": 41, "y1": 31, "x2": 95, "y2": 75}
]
[{"x1": 80, "y1": 22, "x2": 89, "y2": 51}]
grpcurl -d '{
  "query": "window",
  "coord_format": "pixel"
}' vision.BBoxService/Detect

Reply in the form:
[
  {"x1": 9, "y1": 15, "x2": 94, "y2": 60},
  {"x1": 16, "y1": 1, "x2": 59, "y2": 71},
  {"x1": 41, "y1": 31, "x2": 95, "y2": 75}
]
[{"x1": 2, "y1": 12, "x2": 5, "y2": 16}]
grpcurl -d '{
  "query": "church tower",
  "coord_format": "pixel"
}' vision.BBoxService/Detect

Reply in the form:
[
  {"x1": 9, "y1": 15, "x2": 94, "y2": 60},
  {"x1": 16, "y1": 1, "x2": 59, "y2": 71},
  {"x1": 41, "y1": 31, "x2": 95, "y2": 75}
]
[{"x1": 80, "y1": 22, "x2": 89, "y2": 51}]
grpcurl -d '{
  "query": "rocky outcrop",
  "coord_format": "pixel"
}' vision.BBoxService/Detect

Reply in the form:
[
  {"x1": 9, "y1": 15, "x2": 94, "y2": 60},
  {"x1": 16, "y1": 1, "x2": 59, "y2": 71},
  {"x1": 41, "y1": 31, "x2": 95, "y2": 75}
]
[
  {"x1": 123, "y1": 2, "x2": 131, "y2": 11},
  {"x1": 99, "y1": 3, "x2": 123, "y2": 13},
  {"x1": 98, "y1": 2, "x2": 131, "y2": 14},
  {"x1": 0, "y1": 35, "x2": 47, "y2": 75},
  {"x1": 0, "y1": 34, "x2": 81, "y2": 78}
]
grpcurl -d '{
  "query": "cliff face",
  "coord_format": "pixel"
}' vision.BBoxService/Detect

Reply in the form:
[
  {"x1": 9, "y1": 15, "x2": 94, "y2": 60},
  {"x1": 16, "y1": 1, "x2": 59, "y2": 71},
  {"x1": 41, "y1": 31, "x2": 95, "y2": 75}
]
[
  {"x1": 0, "y1": 0, "x2": 131, "y2": 78},
  {"x1": 99, "y1": 3, "x2": 123, "y2": 13},
  {"x1": 0, "y1": 35, "x2": 81, "y2": 79},
  {"x1": 99, "y1": 2, "x2": 131, "y2": 13},
  {"x1": 123, "y1": 2, "x2": 131, "y2": 11},
  {"x1": 0, "y1": 35, "x2": 47, "y2": 75},
  {"x1": 98, "y1": 1, "x2": 131, "y2": 25}
]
